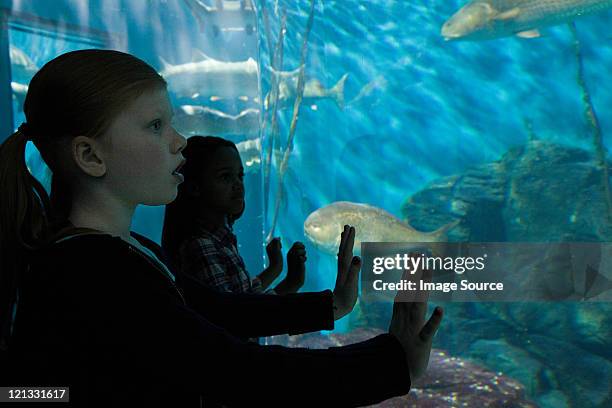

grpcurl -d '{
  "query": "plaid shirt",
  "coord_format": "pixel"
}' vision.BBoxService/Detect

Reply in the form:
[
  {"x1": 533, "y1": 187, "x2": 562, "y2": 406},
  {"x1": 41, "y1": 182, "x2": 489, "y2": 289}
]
[{"x1": 179, "y1": 224, "x2": 264, "y2": 294}]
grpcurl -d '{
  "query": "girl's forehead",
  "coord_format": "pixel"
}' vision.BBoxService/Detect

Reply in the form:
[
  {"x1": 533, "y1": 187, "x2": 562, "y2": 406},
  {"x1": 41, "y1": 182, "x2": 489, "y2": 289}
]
[
  {"x1": 210, "y1": 147, "x2": 242, "y2": 169},
  {"x1": 129, "y1": 87, "x2": 171, "y2": 113}
]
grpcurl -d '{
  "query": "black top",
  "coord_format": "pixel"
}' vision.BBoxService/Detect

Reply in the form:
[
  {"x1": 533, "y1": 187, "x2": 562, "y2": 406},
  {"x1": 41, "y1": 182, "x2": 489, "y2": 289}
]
[{"x1": 6, "y1": 233, "x2": 410, "y2": 407}]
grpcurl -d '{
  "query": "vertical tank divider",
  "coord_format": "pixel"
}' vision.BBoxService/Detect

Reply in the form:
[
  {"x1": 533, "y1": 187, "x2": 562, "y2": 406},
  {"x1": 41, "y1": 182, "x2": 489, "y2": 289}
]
[
  {"x1": 266, "y1": 0, "x2": 315, "y2": 242},
  {"x1": 261, "y1": 5, "x2": 286, "y2": 222}
]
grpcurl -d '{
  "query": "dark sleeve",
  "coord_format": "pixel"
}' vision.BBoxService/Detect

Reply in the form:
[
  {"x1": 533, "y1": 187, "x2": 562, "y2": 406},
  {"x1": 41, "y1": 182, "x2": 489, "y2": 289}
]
[
  {"x1": 179, "y1": 271, "x2": 335, "y2": 337},
  {"x1": 133, "y1": 232, "x2": 335, "y2": 337},
  {"x1": 102, "y1": 276, "x2": 411, "y2": 407}
]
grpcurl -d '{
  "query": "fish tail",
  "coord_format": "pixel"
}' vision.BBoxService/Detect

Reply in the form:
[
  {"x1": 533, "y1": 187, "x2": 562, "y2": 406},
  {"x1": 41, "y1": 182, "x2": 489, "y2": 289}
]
[
  {"x1": 331, "y1": 73, "x2": 349, "y2": 110},
  {"x1": 431, "y1": 219, "x2": 461, "y2": 240}
]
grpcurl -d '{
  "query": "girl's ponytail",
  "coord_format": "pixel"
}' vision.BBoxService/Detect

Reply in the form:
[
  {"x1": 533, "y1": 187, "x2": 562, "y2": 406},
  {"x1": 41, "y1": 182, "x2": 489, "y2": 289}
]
[{"x1": 0, "y1": 128, "x2": 51, "y2": 351}]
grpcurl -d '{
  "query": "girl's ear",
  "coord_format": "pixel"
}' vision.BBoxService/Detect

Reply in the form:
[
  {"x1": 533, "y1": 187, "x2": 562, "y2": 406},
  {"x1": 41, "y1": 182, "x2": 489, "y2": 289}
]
[{"x1": 72, "y1": 136, "x2": 106, "y2": 177}]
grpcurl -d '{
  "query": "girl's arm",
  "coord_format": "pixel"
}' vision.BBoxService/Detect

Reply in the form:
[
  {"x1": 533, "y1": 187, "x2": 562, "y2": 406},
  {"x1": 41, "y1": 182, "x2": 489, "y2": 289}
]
[
  {"x1": 255, "y1": 237, "x2": 283, "y2": 290},
  {"x1": 103, "y1": 272, "x2": 411, "y2": 407},
  {"x1": 143, "y1": 232, "x2": 344, "y2": 337},
  {"x1": 179, "y1": 271, "x2": 335, "y2": 337}
]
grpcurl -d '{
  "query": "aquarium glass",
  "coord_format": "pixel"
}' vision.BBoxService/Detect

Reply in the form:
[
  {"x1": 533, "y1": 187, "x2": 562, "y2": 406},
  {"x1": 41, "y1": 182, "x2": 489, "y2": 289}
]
[{"x1": 1, "y1": 0, "x2": 611, "y2": 407}]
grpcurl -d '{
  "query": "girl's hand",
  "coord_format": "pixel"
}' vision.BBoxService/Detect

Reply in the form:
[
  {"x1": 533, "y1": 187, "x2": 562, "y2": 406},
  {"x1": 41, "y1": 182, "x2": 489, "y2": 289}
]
[
  {"x1": 285, "y1": 242, "x2": 307, "y2": 293},
  {"x1": 388, "y1": 264, "x2": 443, "y2": 381},
  {"x1": 266, "y1": 237, "x2": 283, "y2": 277},
  {"x1": 332, "y1": 225, "x2": 361, "y2": 320}
]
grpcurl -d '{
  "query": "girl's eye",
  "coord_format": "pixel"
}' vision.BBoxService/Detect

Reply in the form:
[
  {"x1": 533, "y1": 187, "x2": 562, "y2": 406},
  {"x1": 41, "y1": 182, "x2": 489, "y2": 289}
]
[{"x1": 151, "y1": 120, "x2": 162, "y2": 132}]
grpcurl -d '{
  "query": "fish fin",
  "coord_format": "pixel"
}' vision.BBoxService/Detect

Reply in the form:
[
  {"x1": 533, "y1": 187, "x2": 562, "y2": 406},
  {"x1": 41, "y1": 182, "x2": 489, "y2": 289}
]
[
  {"x1": 192, "y1": 48, "x2": 212, "y2": 61},
  {"x1": 431, "y1": 219, "x2": 461, "y2": 240},
  {"x1": 331, "y1": 73, "x2": 349, "y2": 110},
  {"x1": 494, "y1": 7, "x2": 520, "y2": 21},
  {"x1": 158, "y1": 56, "x2": 173, "y2": 72},
  {"x1": 516, "y1": 29, "x2": 541, "y2": 39}
]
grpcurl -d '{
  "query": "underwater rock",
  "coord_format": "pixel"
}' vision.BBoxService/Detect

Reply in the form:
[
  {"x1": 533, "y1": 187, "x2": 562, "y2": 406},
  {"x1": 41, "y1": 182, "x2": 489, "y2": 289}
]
[
  {"x1": 397, "y1": 140, "x2": 612, "y2": 407},
  {"x1": 538, "y1": 390, "x2": 571, "y2": 408},
  {"x1": 267, "y1": 328, "x2": 538, "y2": 407},
  {"x1": 490, "y1": 303, "x2": 612, "y2": 358},
  {"x1": 468, "y1": 338, "x2": 545, "y2": 397},
  {"x1": 522, "y1": 335, "x2": 612, "y2": 408},
  {"x1": 401, "y1": 140, "x2": 612, "y2": 242}
]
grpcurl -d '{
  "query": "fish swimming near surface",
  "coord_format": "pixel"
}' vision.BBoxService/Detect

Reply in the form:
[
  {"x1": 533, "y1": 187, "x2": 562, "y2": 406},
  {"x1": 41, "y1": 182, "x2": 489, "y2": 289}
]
[
  {"x1": 160, "y1": 50, "x2": 259, "y2": 99},
  {"x1": 304, "y1": 201, "x2": 460, "y2": 255},
  {"x1": 236, "y1": 138, "x2": 261, "y2": 173},
  {"x1": 441, "y1": 0, "x2": 612, "y2": 41},
  {"x1": 265, "y1": 72, "x2": 349, "y2": 110},
  {"x1": 174, "y1": 105, "x2": 260, "y2": 137},
  {"x1": 9, "y1": 45, "x2": 38, "y2": 80}
]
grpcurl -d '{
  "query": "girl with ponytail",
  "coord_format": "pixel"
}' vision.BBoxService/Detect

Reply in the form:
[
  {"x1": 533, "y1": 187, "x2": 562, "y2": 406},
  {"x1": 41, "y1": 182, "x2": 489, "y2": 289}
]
[
  {"x1": 0, "y1": 49, "x2": 442, "y2": 407},
  {"x1": 0, "y1": 123, "x2": 50, "y2": 351}
]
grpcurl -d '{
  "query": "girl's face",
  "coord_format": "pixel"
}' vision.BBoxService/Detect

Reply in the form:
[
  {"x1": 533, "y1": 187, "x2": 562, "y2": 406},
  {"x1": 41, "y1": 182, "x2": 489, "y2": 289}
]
[
  {"x1": 98, "y1": 87, "x2": 187, "y2": 207},
  {"x1": 200, "y1": 146, "x2": 245, "y2": 216}
]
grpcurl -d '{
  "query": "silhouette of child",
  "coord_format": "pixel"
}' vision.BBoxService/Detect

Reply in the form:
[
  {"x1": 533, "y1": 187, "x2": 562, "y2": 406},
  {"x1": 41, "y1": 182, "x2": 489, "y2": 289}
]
[{"x1": 162, "y1": 136, "x2": 305, "y2": 295}]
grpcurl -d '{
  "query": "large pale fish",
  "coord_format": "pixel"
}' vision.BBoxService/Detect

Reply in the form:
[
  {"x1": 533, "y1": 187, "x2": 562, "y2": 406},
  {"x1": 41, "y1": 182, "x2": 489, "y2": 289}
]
[
  {"x1": 441, "y1": 0, "x2": 612, "y2": 41},
  {"x1": 265, "y1": 72, "x2": 349, "y2": 110},
  {"x1": 160, "y1": 51, "x2": 259, "y2": 99},
  {"x1": 304, "y1": 201, "x2": 460, "y2": 255},
  {"x1": 174, "y1": 105, "x2": 260, "y2": 137},
  {"x1": 9, "y1": 45, "x2": 38, "y2": 80}
]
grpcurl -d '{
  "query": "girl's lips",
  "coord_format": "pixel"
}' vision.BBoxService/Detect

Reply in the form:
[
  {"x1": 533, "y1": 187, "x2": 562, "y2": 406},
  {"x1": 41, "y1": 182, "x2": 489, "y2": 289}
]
[{"x1": 173, "y1": 159, "x2": 187, "y2": 175}]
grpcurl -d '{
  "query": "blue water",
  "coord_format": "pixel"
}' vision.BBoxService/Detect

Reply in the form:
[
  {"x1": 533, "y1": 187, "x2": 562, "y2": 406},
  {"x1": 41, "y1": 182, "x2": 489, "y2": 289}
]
[
  {"x1": 258, "y1": 2, "x2": 612, "y2": 405},
  {"x1": 4, "y1": 0, "x2": 612, "y2": 407}
]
